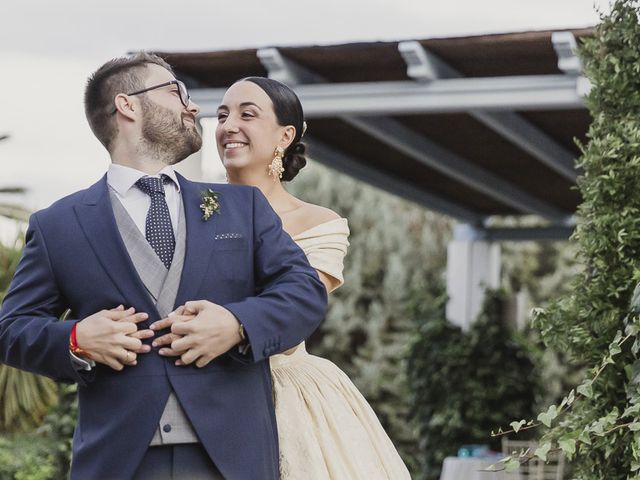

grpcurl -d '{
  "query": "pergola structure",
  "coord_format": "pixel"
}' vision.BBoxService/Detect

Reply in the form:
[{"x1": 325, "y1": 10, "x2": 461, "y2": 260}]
[{"x1": 156, "y1": 28, "x2": 592, "y2": 328}]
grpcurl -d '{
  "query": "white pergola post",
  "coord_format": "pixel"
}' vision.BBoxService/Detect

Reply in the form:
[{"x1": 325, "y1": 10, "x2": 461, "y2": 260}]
[{"x1": 446, "y1": 224, "x2": 501, "y2": 330}]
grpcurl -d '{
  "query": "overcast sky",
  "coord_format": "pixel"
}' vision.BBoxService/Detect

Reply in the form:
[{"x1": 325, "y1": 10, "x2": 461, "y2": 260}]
[{"x1": 0, "y1": 0, "x2": 608, "y2": 211}]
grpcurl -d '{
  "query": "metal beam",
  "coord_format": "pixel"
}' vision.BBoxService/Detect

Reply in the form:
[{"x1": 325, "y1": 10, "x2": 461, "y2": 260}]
[
  {"x1": 397, "y1": 41, "x2": 578, "y2": 182},
  {"x1": 552, "y1": 31, "x2": 582, "y2": 76},
  {"x1": 485, "y1": 226, "x2": 574, "y2": 241},
  {"x1": 306, "y1": 136, "x2": 485, "y2": 224},
  {"x1": 257, "y1": 48, "x2": 323, "y2": 84},
  {"x1": 398, "y1": 40, "x2": 458, "y2": 82},
  {"x1": 344, "y1": 116, "x2": 568, "y2": 220},
  {"x1": 470, "y1": 110, "x2": 577, "y2": 181},
  {"x1": 191, "y1": 74, "x2": 585, "y2": 118},
  {"x1": 454, "y1": 223, "x2": 574, "y2": 242}
]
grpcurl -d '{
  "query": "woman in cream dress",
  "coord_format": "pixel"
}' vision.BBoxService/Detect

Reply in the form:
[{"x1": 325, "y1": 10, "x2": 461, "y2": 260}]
[{"x1": 215, "y1": 77, "x2": 410, "y2": 479}]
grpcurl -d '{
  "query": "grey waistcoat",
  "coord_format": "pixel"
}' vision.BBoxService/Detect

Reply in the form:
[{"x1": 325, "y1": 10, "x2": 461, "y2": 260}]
[{"x1": 110, "y1": 189, "x2": 199, "y2": 445}]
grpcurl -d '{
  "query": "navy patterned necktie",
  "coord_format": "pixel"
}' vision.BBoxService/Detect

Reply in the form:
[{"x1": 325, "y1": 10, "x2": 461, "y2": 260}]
[{"x1": 135, "y1": 175, "x2": 175, "y2": 269}]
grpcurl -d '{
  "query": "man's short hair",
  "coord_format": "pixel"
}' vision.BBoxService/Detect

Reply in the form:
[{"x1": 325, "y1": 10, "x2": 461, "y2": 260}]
[{"x1": 84, "y1": 53, "x2": 174, "y2": 152}]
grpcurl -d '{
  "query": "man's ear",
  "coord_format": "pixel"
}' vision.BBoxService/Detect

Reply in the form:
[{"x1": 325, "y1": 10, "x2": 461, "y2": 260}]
[
  {"x1": 279, "y1": 125, "x2": 296, "y2": 149},
  {"x1": 113, "y1": 94, "x2": 138, "y2": 121}
]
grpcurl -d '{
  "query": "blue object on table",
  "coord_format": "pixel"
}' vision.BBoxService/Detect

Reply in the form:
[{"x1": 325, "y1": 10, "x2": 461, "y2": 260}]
[{"x1": 457, "y1": 445, "x2": 490, "y2": 458}]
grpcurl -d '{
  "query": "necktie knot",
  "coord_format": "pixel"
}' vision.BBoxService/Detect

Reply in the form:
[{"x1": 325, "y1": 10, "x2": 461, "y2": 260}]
[{"x1": 135, "y1": 175, "x2": 170, "y2": 197}]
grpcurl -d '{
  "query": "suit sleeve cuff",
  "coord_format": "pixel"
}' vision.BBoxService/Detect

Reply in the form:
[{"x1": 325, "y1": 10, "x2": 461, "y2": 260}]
[{"x1": 70, "y1": 351, "x2": 95, "y2": 371}]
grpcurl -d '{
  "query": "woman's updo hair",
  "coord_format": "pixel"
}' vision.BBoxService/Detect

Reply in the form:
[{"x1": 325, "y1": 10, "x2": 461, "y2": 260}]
[{"x1": 242, "y1": 77, "x2": 307, "y2": 181}]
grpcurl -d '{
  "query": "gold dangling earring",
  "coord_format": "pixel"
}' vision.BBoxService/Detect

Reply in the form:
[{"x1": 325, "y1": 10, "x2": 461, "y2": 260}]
[{"x1": 268, "y1": 146, "x2": 285, "y2": 181}]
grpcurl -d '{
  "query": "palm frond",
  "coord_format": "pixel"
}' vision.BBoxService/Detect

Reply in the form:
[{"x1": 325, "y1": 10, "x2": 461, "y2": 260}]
[
  {"x1": 0, "y1": 187, "x2": 26, "y2": 195},
  {"x1": 0, "y1": 239, "x2": 57, "y2": 433},
  {"x1": 0, "y1": 364, "x2": 58, "y2": 433},
  {"x1": 0, "y1": 204, "x2": 29, "y2": 222}
]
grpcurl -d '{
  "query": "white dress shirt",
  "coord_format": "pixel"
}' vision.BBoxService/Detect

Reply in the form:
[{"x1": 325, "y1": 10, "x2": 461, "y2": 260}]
[{"x1": 107, "y1": 163, "x2": 182, "y2": 237}]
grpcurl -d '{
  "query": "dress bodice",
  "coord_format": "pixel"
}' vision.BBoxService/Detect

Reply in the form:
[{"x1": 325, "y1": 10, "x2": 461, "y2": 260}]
[
  {"x1": 271, "y1": 218, "x2": 350, "y2": 364},
  {"x1": 291, "y1": 217, "x2": 350, "y2": 293}
]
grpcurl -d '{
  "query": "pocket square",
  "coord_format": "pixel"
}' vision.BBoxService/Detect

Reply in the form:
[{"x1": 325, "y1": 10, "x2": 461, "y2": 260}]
[{"x1": 213, "y1": 233, "x2": 243, "y2": 240}]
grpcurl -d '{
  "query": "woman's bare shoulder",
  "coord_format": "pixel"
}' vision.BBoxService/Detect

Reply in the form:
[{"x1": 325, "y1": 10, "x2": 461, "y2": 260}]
[
  {"x1": 300, "y1": 202, "x2": 341, "y2": 223},
  {"x1": 283, "y1": 202, "x2": 342, "y2": 236}
]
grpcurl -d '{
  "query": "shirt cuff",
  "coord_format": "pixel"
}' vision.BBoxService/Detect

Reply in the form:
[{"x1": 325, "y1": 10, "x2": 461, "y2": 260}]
[{"x1": 70, "y1": 351, "x2": 95, "y2": 371}]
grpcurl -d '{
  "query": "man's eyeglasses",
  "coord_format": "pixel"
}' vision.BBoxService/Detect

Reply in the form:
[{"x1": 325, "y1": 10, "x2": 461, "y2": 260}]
[{"x1": 112, "y1": 80, "x2": 191, "y2": 113}]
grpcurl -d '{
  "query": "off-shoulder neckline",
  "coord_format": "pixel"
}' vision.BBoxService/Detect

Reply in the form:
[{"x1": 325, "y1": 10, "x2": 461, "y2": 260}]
[{"x1": 291, "y1": 217, "x2": 348, "y2": 239}]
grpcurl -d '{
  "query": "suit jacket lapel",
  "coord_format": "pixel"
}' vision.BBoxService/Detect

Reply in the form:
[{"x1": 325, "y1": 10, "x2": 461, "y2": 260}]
[
  {"x1": 74, "y1": 175, "x2": 160, "y2": 318},
  {"x1": 174, "y1": 174, "x2": 221, "y2": 308}
]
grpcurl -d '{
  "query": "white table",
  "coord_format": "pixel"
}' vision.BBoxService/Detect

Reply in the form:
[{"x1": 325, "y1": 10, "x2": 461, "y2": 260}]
[{"x1": 439, "y1": 457, "x2": 518, "y2": 480}]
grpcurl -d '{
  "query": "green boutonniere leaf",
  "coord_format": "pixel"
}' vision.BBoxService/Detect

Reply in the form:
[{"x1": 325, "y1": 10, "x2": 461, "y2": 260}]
[{"x1": 199, "y1": 189, "x2": 221, "y2": 221}]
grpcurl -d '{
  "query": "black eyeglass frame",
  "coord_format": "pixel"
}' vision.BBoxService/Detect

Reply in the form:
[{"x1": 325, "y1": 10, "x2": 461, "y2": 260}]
[{"x1": 112, "y1": 80, "x2": 191, "y2": 114}]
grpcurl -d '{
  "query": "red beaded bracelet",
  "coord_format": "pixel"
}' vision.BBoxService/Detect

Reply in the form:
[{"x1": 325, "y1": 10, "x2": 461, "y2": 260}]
[{"x1": 69, "y1": 323, "x2": 86, "y2": 355}]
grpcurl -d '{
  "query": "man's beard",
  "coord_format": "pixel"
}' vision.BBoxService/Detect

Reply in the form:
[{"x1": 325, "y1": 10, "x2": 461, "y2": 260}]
[{"x1": 140, "y1": 99, "x2": 203, "y2": 165}]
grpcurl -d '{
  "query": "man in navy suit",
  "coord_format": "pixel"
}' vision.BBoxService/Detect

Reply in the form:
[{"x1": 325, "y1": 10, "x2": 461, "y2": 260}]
[{"x1": 0, "y1": 53, "x2": 327, "y2": 479}]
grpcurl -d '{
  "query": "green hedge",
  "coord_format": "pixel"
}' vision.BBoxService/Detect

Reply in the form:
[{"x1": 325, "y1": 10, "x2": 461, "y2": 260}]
[
  {"x1": 408, "y1": 288, "x2": 540, "y2": 479},
  {"x1": 503, "y1": 2, "x2": 640, "y2": 477}
]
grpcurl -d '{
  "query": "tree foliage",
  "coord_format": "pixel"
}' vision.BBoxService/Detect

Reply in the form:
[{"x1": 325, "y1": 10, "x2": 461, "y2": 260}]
[
  {"x1": 407, "y1": 288, "x2": 540, "y2": 480},
  {"x1": 0, "y1": 383, "x2": 77, "y2": 480},
  {"x1": 0, "y1": 236, "x2": 72, "y2": 479},
  {"x1": 0, "y1": 239, "x2": 58, "y2": 434},
  {"x1": 0, "y1": 187, "x2": 30, "y2": 222},
  {"x1": 502, "y1": 2, "x2": 640, "y2": 476}
]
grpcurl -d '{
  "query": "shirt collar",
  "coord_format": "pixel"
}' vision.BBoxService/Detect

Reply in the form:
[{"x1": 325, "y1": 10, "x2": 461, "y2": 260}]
[{"x1": 107, "y1": 163, "x2": 180, "y2": 196}]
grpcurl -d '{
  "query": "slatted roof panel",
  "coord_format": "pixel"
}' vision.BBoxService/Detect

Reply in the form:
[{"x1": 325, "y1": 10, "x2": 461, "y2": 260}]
[{"x1": 156, "y1": 28, "x2": 593, "y2": 221}]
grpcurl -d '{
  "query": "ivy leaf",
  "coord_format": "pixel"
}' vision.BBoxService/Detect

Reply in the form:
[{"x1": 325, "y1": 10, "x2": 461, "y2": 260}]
[
  {"x1": 483, "y1": 459, "x2": 506, "y2": 472},
  {"x1": 628, "y1": 361, "x2": 640, "y2": 385},
  {"x1": 625, "y1": 322, "x2": 640, "y2": 337},
  {"x1": 610, "y1": 342, "x2": 622, "y2": 357},
  {"x1": 630, "y1": 282, "x2": 640, "y2": 314},
  {"x1": 591, "y1": 419, "x2": 605, "y2": 436},
  {"x1": 534, "y1": 442, "x2": 552, "y2": 462},
  {"x1": 629, "y1": 422, "x2": 640, "y2": 431},
  {"x1": 510, "y1": 420, "x2": 527, "y2": 433},
  {"x1": 613, "y1": 329, "x2": 623, "y2": 343},
  {"x1": 623, "y1": 404, "x2": 640, "y2": 418},
  {"x1": 558, "y1": 437, "x2": 576, "y2": 458},
  {"x1": 577, "y1": 380, "x2": 594, "y2": 399},
  {"x1": 579, "y1": 428, "x2": 592, "y2": 445},
  {"x1": 537, "y1": 405, "x2": 558, "y2": 428},
  {"x1": 503, "y1": 457, "x2": 521, "y2": 473},
  {"x1": 560, "y1": 390, "x2": 576, "y2": 409}
]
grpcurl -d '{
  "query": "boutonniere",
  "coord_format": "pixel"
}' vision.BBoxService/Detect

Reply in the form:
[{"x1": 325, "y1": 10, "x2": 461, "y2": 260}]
[{"x1": 200, "y1": 189, "x2": 221, "y2": 221}]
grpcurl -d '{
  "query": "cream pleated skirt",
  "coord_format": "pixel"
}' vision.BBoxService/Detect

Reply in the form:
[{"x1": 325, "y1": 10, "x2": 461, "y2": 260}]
[{"x1": 270, "y1": 343, "x2": 411, "y2": 479}]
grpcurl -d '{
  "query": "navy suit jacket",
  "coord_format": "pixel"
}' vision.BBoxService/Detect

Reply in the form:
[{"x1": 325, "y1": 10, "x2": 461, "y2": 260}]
[{"x1": 0, "y1": 173, "x2": 328, "y2": 479}]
